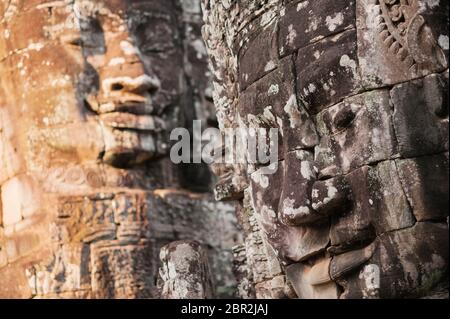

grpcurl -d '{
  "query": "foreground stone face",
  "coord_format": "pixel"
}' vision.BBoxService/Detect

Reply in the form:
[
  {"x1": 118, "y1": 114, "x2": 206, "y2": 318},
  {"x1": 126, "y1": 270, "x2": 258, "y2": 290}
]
[
  {"x1": 202, "y1": 0, "x2": 449, "y2": 299},
  {"x1": 0, "y1": 0, "x2": 241, "y2": 298}
]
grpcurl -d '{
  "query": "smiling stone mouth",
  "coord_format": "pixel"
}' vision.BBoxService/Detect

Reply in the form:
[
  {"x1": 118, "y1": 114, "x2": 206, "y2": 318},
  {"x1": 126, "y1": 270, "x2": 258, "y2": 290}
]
[
  {"x1": 99, "y1": 112, "x2": 166, "y2": 132},
  {"x1": 85, "y1": 94, "x2": 158, "y2": 116}
]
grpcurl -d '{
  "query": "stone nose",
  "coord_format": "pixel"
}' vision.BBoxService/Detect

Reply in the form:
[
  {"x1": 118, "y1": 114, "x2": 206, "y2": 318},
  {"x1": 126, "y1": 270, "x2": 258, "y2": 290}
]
[{"x1": 102, "y1": 73, "x2": 161, "y2": 97}]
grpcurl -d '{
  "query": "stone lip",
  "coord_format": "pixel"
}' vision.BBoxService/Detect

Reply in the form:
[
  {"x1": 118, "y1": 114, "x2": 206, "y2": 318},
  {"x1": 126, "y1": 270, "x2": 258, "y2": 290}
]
[{"x1": 99, "y1": 112, "x2": 166, "y2": 132}]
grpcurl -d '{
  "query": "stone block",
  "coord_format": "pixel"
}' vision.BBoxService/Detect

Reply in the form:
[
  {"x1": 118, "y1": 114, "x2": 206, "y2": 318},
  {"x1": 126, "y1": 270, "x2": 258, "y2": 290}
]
[
  {"x1": 0, "y1": 263, "x2": 33, "y2": 298},
  {"x1": 396, "y1": 153, "x2": 449, "y2": 222},
  {"x1": 296, "y1": 29, "x2": 361, "y2": 113},
  {"x1": 330, "y1": 160, "x2": 416, "y2": 251},
  {"x1": 315, "y1": 89, "x2": 397, "y2": 176},
  {"x1": 238, "y1": 20, "x2": 278, "y2": 90},
  {"x1": 0, "y1": 107, "x2": 23, "y2": 185},
  {"x1": 391, "y1": 72, "x2": 449, "y2": 158},
  {"x1": 279, "y1": 0, "x2": 355, "y2": 56},
  {"x1": 337, "y1": 222, "x2": 449, "y2": 298},
  {"x1": 91, "y1": 241, "x2": 157, "y2": 298},
  {"x1": 238, "y1": 56, "x2": 319, "y2": 158}
]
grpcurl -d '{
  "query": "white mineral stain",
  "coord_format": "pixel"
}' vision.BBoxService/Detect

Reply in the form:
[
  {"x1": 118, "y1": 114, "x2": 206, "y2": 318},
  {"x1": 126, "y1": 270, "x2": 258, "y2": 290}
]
[
  {"x1": 308, "y1": 83, "x2": 317, "y2": 93},
  {"x1": 325, "y1": 12, "x2": 344, "y2": 32},
  {"x1": 28, "y1": 43, "x2": 45, "y2": 51},
  {"x1": 286, "y1": 24, "x2": 298, "y2": 46},
  {"x1": 300, "y1": 161, "x2": 315, "y2": 180},
  {"x1": 108, "y1": 57, "x2": 125, "y2": 66},
  {"x1": 268, "y1": 84, "x2": 279, "y2": 96},
  {"x1": 438, "y1": 35, "x2": 449, "y2": 50},
  {"x1": 297, "y1": 1, "x2": 309, "y2": 11},
  {"x1": 359, "y1": 264, "x2": 380, "y2": 293},
  {"x1": 282, "y1": 198, "x2": 310, "y2": 218},
  {"x1": 263, "y1": 106, "x2": 276, "y2": 123},
  {"x1": 422, "y1": 0, "x2": 440, "y2": 10},
  {"x1": 283, "y1": 94, "x2": 302, "y2": 128},
  {"x1": 313, "y1": 50, "x2": 322, "y2": 59},
  {"x1": 120, "y1": 40, "x2": 138, "y2": 56},
  {"x1": 251, "y1": 169, "x2": 269, "y2": 189},
  {"x1": 339, "y1": 54, "x2": 357, "y2": 77},
  {"x1": 264, "y1": 60, "x2": 276, "y2": 72},
  {"x1": 306, "y1": 16, "x2": 321, "y2": 34},
  {"x1": 191, "y1": 39, "x2": 207, "y2": 59},
  {"x1": 261, "y1": 205, "x2": 277, "y2": 220},
  {"x1": 276, "y1": 116, "x2": 284, "y2": 136}
]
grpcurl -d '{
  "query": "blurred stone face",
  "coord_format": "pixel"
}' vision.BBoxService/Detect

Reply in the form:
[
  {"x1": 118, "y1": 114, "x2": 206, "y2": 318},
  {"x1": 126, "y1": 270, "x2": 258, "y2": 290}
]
[
  {"x1": 0, "y1": 0, "x2": 183, "y2": 171},
  {"x1": 0, "y1": 0, "x2": 186, "y2": 298},
  {"x1": 75, "y1": 0, "x2": 183, "y2": 167}
]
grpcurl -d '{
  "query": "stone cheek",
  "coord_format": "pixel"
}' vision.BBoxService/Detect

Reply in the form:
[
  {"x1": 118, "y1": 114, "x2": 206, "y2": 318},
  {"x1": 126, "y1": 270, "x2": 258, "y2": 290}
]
[
  {"x1": 329, "y1": 161, "x2": 416, "y2": 252},
  {"x1": 396, "y1": 153, "x2": 449, "y2": 222},
  {"x1": 391, "y1": 71, "x2": 449, "y2": 158},
  {"x1": 249, "y1": 160, "x2": 330, "y2": 264}
]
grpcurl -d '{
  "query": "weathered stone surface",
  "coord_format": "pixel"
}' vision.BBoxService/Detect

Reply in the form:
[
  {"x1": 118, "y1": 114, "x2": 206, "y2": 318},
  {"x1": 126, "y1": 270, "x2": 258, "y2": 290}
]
[
  {"x1": 337, "y1": 222, "x2": 449, "y2": 299},
  {"x1": 315, "y1": 89, "x2": 397, "y2": 176},
  {"x1": 91, "y1": 241, "x2": 156, "y2": 299},
  {"x1": 232, "y1": 243, "x2": 256, "y2": 299},
  {"x1": 286, "y1": 257, "x2": 338, "y2": 299},
  {"x1": 159, "y1": 240, "x2": 214, "y2": 299},
  {"x1": 1, "y1": 175, "x2": 40, "y2": 226},
  {"x1": 396, "y1": 153, "x2": 449, "y2": 222},
  {"x1": 237, "y1": 14, "x2": 278, "y2": 91},
  {"x1": 238, "y1": 56, "x2": 318, "y2": 158},
  {"x1": 296, "y1": 30, "x2": 361, "y2": 113},
  {"x1": 330, "y1": 161, "x2": 416, "y2": 252},
  {"x1": 249, "y1": 161, "x2": 330, "y2": 263},
  {"x1": 0, "y1": 264, "x2": 33, "y2": 299},
  {"x1": 279, "y1": 0, "x2": 355, "y2": 57}
]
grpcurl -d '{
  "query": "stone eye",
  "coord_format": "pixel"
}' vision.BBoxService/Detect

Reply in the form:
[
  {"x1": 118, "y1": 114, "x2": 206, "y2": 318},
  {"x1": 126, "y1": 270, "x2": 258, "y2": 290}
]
[
  {"x1": 61, "y1": 33, "x2": 83, "y2": 48},
  {"x1": 333, "y1": 105, "x2": 356, "y2": 130}
]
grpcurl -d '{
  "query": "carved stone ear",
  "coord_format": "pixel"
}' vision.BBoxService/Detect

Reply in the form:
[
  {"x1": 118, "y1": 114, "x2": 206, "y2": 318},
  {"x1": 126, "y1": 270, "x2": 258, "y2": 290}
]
[{"x1": 407, "y1": 15, "x2": 447, "y2": 69}]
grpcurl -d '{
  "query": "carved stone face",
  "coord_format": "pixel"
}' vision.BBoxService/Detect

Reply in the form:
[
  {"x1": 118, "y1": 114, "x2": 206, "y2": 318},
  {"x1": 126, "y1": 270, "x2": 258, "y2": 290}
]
[
  {"x1": 75, "y1": 0, "x2": 183, "y2": 167},
  {"x1": 203, "y1": 0, "x2": 449, "y2": 298},
  {"x1": 0, "y1": 0, "x2": 183, "y2": 171},
  {"x1": 0, "y1": 0, "x2": 185, "y2": 298}
]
